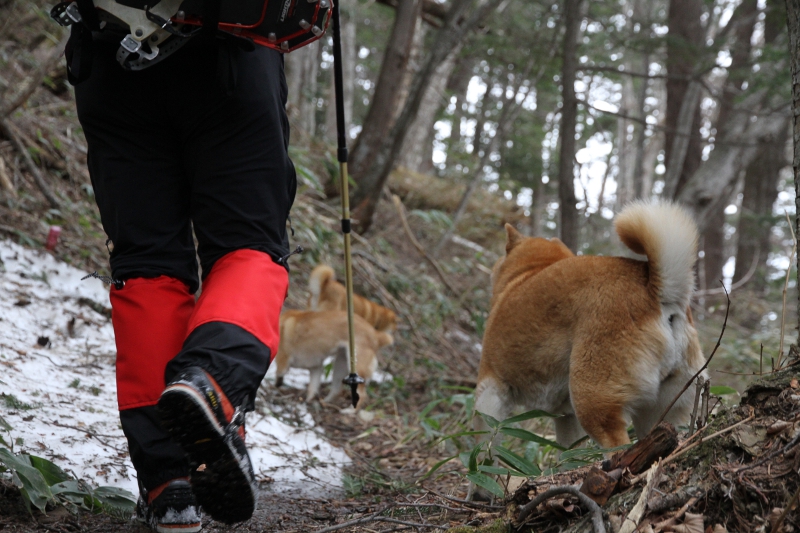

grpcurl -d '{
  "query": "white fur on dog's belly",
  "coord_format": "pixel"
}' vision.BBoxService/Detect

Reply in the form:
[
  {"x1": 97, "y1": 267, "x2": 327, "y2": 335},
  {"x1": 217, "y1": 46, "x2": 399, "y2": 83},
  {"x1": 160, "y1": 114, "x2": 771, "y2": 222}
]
[{"x1": 517, "y1": 376, "x2": 572, "y2": 414}]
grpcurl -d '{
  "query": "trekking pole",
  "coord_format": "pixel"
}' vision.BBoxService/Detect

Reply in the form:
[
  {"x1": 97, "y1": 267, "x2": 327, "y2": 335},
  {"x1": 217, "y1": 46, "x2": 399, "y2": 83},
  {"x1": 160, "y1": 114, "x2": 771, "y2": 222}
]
[{"x1": 332, "y1": 1, "x2": 363, "y2": 408}]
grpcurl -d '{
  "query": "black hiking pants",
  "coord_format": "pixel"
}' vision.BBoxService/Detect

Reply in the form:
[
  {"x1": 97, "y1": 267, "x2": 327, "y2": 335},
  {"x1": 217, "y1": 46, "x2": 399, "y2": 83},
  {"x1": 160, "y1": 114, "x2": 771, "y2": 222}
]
[{"x1": 74, "y1": 36, "x2": 296, "y2": 492}]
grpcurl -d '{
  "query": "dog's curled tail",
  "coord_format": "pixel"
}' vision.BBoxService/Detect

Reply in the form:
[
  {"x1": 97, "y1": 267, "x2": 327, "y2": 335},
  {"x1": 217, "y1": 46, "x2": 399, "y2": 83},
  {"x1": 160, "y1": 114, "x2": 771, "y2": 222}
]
[
  {"x1": 615, "y1": 201, "x2": 699, "y2": 308},
  {"x1": 308, "y1": 264, "x2": 335, "y2": 310}
]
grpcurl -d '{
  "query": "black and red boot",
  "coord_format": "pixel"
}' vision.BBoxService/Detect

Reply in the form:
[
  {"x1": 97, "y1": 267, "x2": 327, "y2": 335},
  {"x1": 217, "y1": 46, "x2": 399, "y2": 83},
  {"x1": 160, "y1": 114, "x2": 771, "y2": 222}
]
[
  {"x1": 157, "y1": 367, "x2": 257, "y2": 524},
  {"x1": 136, "y1": 478, "x2": 202, "y2": 533}
]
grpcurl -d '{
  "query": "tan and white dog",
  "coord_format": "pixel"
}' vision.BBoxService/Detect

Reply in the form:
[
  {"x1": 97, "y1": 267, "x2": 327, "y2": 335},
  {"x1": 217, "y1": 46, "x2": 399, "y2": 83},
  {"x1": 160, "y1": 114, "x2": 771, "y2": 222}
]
[
  {"x1": 475, "y1": 201, "x2": 707, "y2": 449},
  {"x1": 308, "y1": 264, "x2": 398, "y2": 333},
  {"x1": 274, "y1": 309, "x2": 394, "y2": 406}
]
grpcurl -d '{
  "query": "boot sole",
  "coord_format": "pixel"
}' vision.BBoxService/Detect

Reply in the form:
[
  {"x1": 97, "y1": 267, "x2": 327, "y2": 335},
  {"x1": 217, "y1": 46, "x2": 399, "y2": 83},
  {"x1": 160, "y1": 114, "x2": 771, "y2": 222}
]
[{"x1": 158, "y1": 385, "x2": 256, "y2": 524}]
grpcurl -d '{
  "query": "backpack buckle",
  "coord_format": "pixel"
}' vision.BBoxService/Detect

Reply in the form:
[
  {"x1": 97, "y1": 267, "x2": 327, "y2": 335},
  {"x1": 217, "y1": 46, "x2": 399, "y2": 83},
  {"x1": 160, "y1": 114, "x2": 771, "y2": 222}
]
[
  {"x1": 120, "y1": 34, "x2": 141, "y2": 54},
  {"x1": 51, "y1": 2, "x2": 82, "y2": 26}
]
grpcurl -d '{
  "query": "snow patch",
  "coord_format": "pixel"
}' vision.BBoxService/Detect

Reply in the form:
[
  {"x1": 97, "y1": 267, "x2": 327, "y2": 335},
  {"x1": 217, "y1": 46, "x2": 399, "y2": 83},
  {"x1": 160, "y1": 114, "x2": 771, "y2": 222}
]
[{"x1": 0, "y1": 240, "x2": 349, "y2": 498}]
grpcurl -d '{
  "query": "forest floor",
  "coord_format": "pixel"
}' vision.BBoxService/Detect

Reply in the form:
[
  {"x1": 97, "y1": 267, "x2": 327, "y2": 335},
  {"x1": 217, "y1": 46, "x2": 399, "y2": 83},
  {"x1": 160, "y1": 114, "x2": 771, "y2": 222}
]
[{"x1": 1, "y1": 37, "x2": 799, "y2": 532}]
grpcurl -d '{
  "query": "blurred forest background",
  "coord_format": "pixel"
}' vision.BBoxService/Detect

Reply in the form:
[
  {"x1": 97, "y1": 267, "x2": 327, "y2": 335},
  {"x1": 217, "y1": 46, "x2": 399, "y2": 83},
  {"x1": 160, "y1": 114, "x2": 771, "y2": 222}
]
[
  {"x1": 282, "y1": 0, "x2": 797, "y2": 383},
  {"x1": 0, "y1": 0, "x2": 797, "y2": 461}
]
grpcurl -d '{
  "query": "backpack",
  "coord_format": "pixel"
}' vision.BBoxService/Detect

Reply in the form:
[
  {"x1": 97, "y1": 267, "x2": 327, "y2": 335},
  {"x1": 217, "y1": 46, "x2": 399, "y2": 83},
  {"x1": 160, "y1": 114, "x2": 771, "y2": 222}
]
[{"x1": 51, "y1": 0, "x2": 332, "y2": 77}]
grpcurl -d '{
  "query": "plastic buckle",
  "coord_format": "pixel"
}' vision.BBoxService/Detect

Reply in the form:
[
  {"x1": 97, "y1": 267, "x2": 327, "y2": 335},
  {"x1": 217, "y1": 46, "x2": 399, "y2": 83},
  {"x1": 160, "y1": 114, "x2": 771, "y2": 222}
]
[
  {"x1": 120, "y1": 35, "x2": 141, "y2": 54},
  {"x1": 64, "y1": 3, "x2": 82, "y2": 24},
  {"x1": 51, "y1": 2, "x2": 82, "y2": 26}
]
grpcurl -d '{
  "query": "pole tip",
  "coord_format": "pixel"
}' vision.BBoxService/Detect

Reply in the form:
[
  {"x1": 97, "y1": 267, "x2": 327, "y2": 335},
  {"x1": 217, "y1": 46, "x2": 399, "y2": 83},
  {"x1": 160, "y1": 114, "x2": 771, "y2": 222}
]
[{"x1": 342, "y1": 372, "x2": 365, "y2": 409}]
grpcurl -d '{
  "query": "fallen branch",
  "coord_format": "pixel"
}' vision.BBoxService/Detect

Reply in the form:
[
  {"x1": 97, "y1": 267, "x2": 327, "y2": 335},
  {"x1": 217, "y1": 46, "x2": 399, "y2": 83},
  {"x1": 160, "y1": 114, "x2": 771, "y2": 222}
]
[
  {"x1": 0, "y1": 119, "x2": 60, "y2": 208},
  {"x1": 656, "y1": 284, "x2": 729, "y2": 427},
  {"x1": 517, "y1": 486, "x2": 606, "y2": 533},
  {"x1": 391, "y1": 194, "x2": 459, "y2": 296}
]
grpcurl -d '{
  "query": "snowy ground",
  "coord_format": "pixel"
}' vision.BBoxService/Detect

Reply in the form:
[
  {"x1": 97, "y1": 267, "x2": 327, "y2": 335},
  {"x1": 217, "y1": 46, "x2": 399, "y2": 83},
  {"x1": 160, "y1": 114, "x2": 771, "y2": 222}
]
[{"x1": 0, "y1": 239, "x2": 349, "y2": 498}]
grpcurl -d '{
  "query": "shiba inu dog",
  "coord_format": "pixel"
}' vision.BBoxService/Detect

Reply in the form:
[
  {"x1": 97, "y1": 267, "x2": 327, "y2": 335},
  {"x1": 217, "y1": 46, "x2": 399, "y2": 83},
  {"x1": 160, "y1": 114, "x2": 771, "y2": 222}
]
[
  {"x1": 308, "y1": 264, "x2": 398, "y2": 333},
  {"x1": 475, "y1": 201, "x2": 707, "y2": 449},
  {"x1": 274, "y1": 309, "x2": 394, "y2": 406}
]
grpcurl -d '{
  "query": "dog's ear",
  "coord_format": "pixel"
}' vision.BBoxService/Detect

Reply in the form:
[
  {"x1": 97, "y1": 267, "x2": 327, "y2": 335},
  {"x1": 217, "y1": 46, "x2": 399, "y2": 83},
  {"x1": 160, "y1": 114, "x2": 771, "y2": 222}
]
[{"x1": 505, "y1": 223, "x2": 525, "y2": 253}]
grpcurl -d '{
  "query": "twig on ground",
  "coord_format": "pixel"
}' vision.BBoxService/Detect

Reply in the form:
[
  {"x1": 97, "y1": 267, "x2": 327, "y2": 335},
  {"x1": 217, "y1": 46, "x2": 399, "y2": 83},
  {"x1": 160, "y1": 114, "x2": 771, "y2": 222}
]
[
  {"x1": 391, "y1": 194, "x2": 459, "y2": 297},
  {"x1": 689, "y1": 376, "x2": 704, "y2": 436},
  {"x1": 700, "y1": 379, "x2": 710, "y2": 427},
  {"x1": 771, "y1": 485, "x2": 800, "y2": 533},
  {"x1": 618, "y1": 462, "x2": 661, "y2": 533},
  {"x1": 313, "y1": 505, "x2": 449, "y2": 533},
  {"x1": 647, "y1": 487, "x2": 703, "y2": 514},
  {"x1": 656, "y1": 284, "x2": 729, "y2": 427},
  {"x1": 0, "y1": 119, "x2": 60, "y2": 208},
  {"x1": 517, "y1": 486, "x2": 606, "y2": 533},
  {"x1": 663, "y1": 414, "x2": 756, "y2": 466},
  {"x1": 735, "y1": 429, "x2": 800, "y2": 475},
  {"x1": 652, "y1": 496, "x2": 698, "y2": 532},
  {"x1": 423, "y1": 487, "x2": 504, "y2": 510}
]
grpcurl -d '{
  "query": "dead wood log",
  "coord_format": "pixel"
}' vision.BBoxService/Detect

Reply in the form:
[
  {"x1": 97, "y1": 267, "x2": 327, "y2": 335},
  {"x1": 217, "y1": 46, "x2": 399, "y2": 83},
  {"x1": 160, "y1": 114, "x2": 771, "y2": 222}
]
[
  {"x1": 603, "y1": 422, "x2": 678, "y2": 475},
  {"x1": 580, "y1": 467, "x2": 622, "y2": 506}
]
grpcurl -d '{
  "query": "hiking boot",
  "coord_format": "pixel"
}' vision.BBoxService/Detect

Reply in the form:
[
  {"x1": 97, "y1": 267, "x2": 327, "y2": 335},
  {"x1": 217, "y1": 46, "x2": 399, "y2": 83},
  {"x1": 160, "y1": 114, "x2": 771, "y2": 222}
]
[
  {"x1": 136, "y1": 478, "x2": 202, "y2": 533},
  {"x1": 157, "y1": 367, "x2": 257, "y2": 524}
]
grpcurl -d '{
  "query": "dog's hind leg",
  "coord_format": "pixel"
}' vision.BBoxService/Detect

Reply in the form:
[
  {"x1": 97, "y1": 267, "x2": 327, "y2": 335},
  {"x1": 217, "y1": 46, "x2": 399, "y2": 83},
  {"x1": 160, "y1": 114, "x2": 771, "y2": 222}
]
[
  {"x1": 633, "y1": 367, "x2": 703, "y2": 438},
  {"x1": 474, "y1": 377, "x2": 512, "y2": 430},
  {"x1": 306, "y1": 366, "x2": 323, "y2": 402},
  {"x1": 570, "y1": 375, "x2": 630, "y2": 448},
  {"x1": 554, "y1": 414, "x2": 586, "y2": 450},
  {"x1": 469, "y1": 377, "x2": 512, "y2": 501},
  {"x1": 274, "y1": 350, "x2": 290, "y2": 388},
  {"x1": 324, "y1": 345, "x2": 349, "y2": 402}
]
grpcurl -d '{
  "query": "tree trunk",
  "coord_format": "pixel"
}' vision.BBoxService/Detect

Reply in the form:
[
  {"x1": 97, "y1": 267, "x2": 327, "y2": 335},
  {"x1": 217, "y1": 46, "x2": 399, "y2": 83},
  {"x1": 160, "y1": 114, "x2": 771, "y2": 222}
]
[
  {"x1": 446, "y1": 57, "x2": 478, "y2": 154},
  {"x1": 733, "y1": 123, "x2": 789, "y2": 292},
  {"x1": 675, "y1": 93, "x2": 789, "y2": 233},
  {"x1": 433, "y1": 60, "x2": 533, "y2": 255},
  {"x1": 702, "y1": 203, "x2": 728, "y2": 291},
  {"x1": 699, "y1": 0, "x2": 758, "y2": 288},
  {"x1": 663, "y1": 0, "x2": 705, "y2": 199},
  {"x1": 790, "y1": 0, "x2": 800, "y2": 338},
  {"x1": 348, "y1": 0, "x2": 423, "y2": 185},
  {"x1": 398, "y1": 50, "x2": 457, "y2": 173},
  {"x1": 617, "y1": 0, "x2": 650, "y2": 205},
  {"x1": 351, "y1": 0, "x2": 506, "y2": 232},
  {"x1": 557, "y1": 0, "x2": 583, "y2": 252},
  {"x1": 529, "y1": 177, "x2": 546, "y2": 237},
  {"x1": 286, "y1": 41, "x2": 322, "y2": 137}
]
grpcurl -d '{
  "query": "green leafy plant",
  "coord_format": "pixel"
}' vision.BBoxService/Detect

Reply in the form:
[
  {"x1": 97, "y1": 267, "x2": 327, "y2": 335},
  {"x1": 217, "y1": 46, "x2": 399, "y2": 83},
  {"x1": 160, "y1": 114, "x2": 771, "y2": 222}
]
[
  {"x1": 709, "y1": 385, "x2": 738, "y2": 396},
  {"x1": 0, "y1": 447, "x2": 136, "y2": 517},
  {"x1": 426, "y1": 409, "x2": 563, "y2": 498}
]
